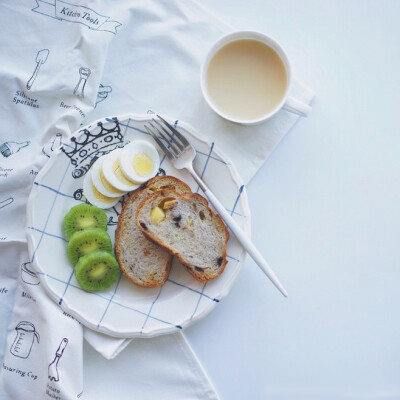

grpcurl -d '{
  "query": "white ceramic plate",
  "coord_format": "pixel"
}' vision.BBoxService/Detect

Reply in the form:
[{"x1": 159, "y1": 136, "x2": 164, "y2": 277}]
[{"x1": 26, "y1": 114, "x2": 251, "y2": 338}]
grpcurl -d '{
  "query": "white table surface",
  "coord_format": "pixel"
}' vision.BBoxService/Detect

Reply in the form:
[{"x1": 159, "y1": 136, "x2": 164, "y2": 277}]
[{"x1": 83, "y1": 1, "x2": 400, "y2": 399}]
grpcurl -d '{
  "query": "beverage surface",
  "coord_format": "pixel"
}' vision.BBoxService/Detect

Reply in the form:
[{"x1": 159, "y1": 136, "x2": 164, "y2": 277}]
[{"x1": 206, "y1": 39, "x2": 288, "y2": 120}]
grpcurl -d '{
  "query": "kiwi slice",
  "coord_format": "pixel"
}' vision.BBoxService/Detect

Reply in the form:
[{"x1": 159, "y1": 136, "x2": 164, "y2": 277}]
[
  {"x1": 63, "y1": 204, "x2": 107, "y2": 239},
  {"x1": 67, "y1": 228, "x2": 112, "y2": 265},
  {"x1": 75, "y1": 250, "x2": 120, "y2": 292}
]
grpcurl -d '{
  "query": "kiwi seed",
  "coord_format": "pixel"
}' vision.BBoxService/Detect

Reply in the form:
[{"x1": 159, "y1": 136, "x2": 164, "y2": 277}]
[{"x1": 67, "y1": 228, "x2": 112, "y2": 265}]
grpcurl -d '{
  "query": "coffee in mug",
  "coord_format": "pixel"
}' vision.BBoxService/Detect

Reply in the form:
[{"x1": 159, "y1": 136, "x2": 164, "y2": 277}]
[
  {"x1": 201, "y1": 31, "x2": 311, "y2": 125},
  {"x1": 206, "y1": 39, "x2": 288, "y2": 121}
]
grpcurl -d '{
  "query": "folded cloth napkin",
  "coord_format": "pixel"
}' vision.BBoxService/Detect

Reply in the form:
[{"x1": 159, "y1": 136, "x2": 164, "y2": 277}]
[
  {"x1": 0, "y1": 0, "x2": 314, "y2": 399},
  {"x1": 86, "y1": 0, "x2": 315, "y2": 185}
]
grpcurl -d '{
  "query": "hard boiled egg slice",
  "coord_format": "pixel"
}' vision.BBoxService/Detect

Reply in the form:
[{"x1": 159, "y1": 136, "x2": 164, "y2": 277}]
[
  {"x1": 83, "y1": 168, "x2": 120, "y2": 209},
  {"x1": 119, "y1": 140, "x2": 160, "y2": 184},
  {"x1": 102, "y1": 149, "x2": 140, "y2": 192},
  {"x1": 91, "y1": 156, "x2": 127, "y2": 198}
]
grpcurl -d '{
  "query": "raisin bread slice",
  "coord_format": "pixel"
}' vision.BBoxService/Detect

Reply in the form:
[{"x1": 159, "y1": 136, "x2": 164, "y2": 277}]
[
  {"x1": 115, "y1": 176, "x2": 191, "y2": 287},
  {"x1": 136, "y1": 189, "x2": 230, "y2": 282}
]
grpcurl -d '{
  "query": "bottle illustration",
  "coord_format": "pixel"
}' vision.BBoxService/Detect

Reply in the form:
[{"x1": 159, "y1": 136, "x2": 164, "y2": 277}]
[
  {"x1": 27, "y1": 49, "x2": 49, "y2": 90},
  {"x1": 48, "y1": 338, "x2": 68, "y2": 382},
  {"x1": 10, "y1": 321, "x2": 40, "y2": 359},
  {"x1": 42, "y1": 133, "x2": 62, "y2": 158},
  {"x1": 74, "y1": 67, "x2": 91, "y2": 97},
  {"x1": 0, "y1": 141, "x2": 30, "y2": 158}
]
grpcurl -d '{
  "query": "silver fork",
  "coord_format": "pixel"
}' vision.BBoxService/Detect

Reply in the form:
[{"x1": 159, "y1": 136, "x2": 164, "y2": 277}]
[{"x1": 145, "y1": 115, "x2": 288, "y2": 297}]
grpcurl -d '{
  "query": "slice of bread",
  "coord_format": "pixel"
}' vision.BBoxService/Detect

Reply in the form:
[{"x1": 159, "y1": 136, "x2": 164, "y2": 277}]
[
  {"x1": 136, "y1": 189, "x2": 230, "y2": 282},
  {"x1": 115, "y1": 176, "x2": 191, "y2": 287}
]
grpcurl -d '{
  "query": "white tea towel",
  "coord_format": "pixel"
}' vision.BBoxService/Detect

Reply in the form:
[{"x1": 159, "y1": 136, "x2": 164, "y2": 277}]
[
  {"x1": 0, "y1": 0, "x2": 314, "y2": 399},
  {"x1": 87, "y1": 0, "x2": 315, "y2": 185},
  {"x1": 83, "y1": 332, "x2": 220, "y2": 400},
  {"x1": 82, "y1": 329, "x2": 131, "y2": 360},
  {"x1": 0, "y1": 243, "x2": 84, "y2": 399}
]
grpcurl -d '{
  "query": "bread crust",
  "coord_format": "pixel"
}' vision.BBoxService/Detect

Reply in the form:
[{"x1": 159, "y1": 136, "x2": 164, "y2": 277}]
[{"x1": 136, "y1": 189, "x2": 230, "y2": 282}]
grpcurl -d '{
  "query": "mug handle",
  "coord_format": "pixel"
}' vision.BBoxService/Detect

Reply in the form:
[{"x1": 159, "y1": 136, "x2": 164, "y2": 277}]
[{"x1": 282, "y1": 96, "x2": 312, "y2": 117}]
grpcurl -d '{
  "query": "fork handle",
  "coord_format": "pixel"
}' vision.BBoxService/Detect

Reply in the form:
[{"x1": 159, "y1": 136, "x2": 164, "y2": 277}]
[{"x1": 187, "y1": 167, "x2": 288, "y2": 297}]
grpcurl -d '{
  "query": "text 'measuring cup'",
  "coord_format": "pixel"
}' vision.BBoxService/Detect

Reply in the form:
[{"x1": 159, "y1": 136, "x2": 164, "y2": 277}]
[{"x1": 200, "y1": 31, "x2": 311, "y2": 125}]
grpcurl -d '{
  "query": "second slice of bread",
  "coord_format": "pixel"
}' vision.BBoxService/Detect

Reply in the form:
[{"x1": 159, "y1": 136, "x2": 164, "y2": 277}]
[{"x1": 136, "y1": 189, "x2": 230, "y2": 282}]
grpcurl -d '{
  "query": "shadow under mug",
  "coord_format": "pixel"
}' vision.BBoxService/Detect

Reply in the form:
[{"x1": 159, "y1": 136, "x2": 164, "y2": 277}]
[{"x1": 200, "y1": 30, "x2": 311, "y2": 125}]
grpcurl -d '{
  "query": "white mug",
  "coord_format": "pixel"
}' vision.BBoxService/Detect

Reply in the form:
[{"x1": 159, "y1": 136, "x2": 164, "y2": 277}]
[{"x1": 200, "y1": 30, "x2": 311, "y2": 125}]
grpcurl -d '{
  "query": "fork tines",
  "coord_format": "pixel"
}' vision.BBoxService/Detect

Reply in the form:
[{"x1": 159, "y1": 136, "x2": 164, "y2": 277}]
[{"x1": 144, "y1": 115, "x2": 190, "y2": 159}]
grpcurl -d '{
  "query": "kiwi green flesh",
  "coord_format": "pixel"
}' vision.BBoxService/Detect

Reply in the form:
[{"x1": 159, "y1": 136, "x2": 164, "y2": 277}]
[
  {"x1": 75, "y1": 250, "x2": 120, "y2": 292},
  {"x1": 67, "y1": 228, "x2": 112, "y2": 265},
  {"x1": 63, "y1": 204, "x2": 107, "y2": 238}
]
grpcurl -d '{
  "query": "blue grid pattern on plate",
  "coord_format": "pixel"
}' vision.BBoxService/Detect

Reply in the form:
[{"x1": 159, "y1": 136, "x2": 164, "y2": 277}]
[
  {"x1": 31, "y1": 160, "x2": 70, "y2": 262},
  {"x1": 29, "y1": 117, "x2": 247, "y2": 335},
  {"x1": 34, "y1": 269, "x2": 183, "y2": 329}
]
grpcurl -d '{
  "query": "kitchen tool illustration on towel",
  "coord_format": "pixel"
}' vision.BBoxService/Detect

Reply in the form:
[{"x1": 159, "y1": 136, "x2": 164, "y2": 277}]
[
  {"x1": 0, "y1": 140, "x2": 30, "y2": 158},
  {"x1": 74, "y1": 67, "x2": 91, "y2": 97},
  {"x1": 48, "y1": 338, "x2": 68, "y2": 382},
  {"x1": 21, "y1": 261, "x2": 40, "y2": 285},
  {"x1": 95, "y1": 83, "x2": 112, "y2": 107},
  {"x1": 27, "y1": 49, "x2": 49, "y2": 90},
  {"x1": 10, "y1": 321, "x2": 40, "y2": 359},
  {"x1": 42, "y1": 133, "x2": 63, "y2": 158},
  {"x1": 0, "y1": 197, "x2": 14, "y2": 210}
]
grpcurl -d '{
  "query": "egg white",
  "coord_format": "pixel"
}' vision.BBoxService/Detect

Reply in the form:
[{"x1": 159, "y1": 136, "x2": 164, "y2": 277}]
[
  {"x1": 91, "y1": 157, "x2": 126, "y2": 198},
  {"x1": 119, "y1": 140, "x2": 160, "y2": 184},
  {"x1": 102, "y1": 149, "x2": 140, "y2": 192},
  {"x1": 83, "y1": 168, "x2": 120, "y2": 209}
]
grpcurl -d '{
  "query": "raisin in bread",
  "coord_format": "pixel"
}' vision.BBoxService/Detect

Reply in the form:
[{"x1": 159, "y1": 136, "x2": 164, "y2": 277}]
[
  {"x1": 115, "y1": 176, "x2": 191, "y2": 287},
  {"x1": 136, "y1": 188, "x2": 230, "y2": 282}
]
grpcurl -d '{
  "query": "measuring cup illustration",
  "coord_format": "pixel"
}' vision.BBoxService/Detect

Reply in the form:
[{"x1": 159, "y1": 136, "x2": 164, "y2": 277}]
[{"x1": 10, "y1": 321, "x2": 40, "y2": 359}]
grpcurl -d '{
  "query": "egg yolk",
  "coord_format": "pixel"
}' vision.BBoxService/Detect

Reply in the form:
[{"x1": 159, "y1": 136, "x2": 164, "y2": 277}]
[
  {"x1": 133, "y1": 153, "x2": 153, "y2": 176},
  {"x1": 112, "y1": 160, "x2": 137, "y2": 185},
  {"x1": 92, "y1": 184, "x2": 117, "y2": 203},
  {"x1": 100, "y1": 170, "x2": 125, "y2": 194}
]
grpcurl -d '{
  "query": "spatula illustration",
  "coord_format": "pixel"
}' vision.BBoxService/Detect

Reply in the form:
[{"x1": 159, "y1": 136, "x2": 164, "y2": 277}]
[
  {"x1": 48, "y1": 338, "x2": 68, "y2": 382},
  {"x1": 27, "y1": 49, "x2": 49, "y2": 90}
]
